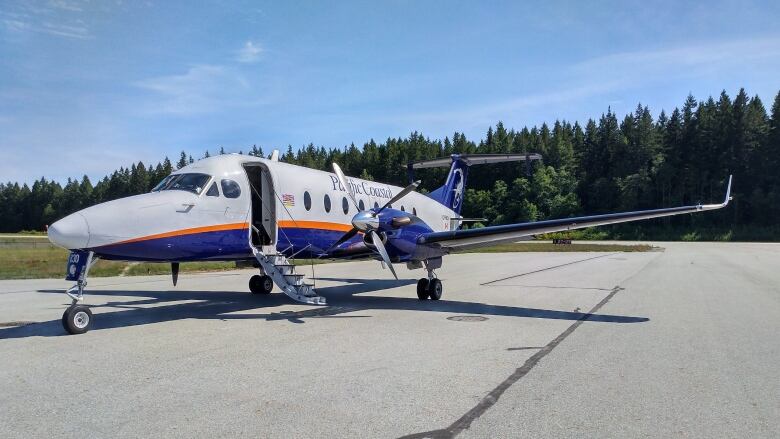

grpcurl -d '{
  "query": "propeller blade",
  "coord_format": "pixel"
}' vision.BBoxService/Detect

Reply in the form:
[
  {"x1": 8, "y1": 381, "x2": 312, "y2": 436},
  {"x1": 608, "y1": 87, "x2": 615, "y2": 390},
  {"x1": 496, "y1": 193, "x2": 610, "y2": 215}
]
[
  {"x1": 325, "y1": 227, "x2": 359, "y2": 253},
  {"x1": 377, "y1": 180, "x2": 420, "y2": 214},
  {"x1": 370, "y1": 231, "x2": 397, "y2": 280},
  {"x1": 332, "y1": 162, "x2": 359, "y2": 210}
]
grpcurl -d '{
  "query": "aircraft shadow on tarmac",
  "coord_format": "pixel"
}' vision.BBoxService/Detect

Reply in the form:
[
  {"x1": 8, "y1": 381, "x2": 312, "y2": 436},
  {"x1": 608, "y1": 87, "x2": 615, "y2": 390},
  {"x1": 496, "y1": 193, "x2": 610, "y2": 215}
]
[{"x1": 0, "y1": 277, "x2": 648, "y2": 339}]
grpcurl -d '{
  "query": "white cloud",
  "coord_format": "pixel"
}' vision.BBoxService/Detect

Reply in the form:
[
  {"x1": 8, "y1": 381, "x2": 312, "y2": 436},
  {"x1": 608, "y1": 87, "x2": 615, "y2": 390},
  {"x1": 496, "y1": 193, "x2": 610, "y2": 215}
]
[
  {"x1": 1, "y1": 1, "x2": 91, "y2": 39},
  {"x1": 47, "y1": 0, "x2": 84, "y2": 12},
  {"x1": 134, "y1": 64, "x2": 253, "y2": 115},
  {"x1": 573, "y1": 36, "x2": 780, "y2": 77},
  {"x1": 382, "y1": 36, "x2": 780, "y2": 132},
  {"x1": 236, "y1": 40, "x2": 263, "y2": 63},
  {"x1": 3, "y1": 18, "x2": 89, "y2": 39}
]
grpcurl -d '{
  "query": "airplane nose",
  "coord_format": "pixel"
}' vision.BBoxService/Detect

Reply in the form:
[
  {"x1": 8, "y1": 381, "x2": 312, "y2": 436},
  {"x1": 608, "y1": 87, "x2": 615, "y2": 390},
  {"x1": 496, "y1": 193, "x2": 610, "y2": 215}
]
[{"x1": 48, "y1": 213, "x2": 90, "y2": 249}]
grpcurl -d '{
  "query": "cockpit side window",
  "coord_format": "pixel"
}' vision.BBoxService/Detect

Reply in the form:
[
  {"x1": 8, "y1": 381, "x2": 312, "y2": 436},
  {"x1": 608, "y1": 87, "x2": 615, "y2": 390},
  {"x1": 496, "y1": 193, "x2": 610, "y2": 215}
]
[
  {"x1": 206, "y1": 182, "x2": 219, "y2": 197},
  {"x1": 152, "y1": 173, "x2": 211, "y2": 195},
  {"x1": 221, "y1": 179, "x2": 241, "y2": 199},
  {"x1": 151, "y1": 175, "x2": 174, "y2": 192}
]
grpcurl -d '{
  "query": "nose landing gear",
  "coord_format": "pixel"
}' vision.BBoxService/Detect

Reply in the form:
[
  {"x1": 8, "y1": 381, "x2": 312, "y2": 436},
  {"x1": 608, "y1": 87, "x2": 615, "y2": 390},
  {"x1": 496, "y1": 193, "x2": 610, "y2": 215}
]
[{"x1": 60, "y1": 250, "x2": 98, "y2": 335}]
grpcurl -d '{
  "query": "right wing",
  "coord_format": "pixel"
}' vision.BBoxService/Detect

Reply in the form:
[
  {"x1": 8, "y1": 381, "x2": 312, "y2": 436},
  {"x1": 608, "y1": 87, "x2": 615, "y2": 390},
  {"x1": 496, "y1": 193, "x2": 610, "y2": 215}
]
[{"x1": 418, "y1": 176, "x2": 732, "y2": 251}]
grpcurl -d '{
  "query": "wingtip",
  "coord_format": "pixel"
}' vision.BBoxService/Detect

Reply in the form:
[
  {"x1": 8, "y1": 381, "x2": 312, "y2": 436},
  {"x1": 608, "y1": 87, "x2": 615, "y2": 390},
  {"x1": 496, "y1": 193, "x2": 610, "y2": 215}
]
[{"x1": 724, "y1": 175, "x2": 733, "y2": 205}]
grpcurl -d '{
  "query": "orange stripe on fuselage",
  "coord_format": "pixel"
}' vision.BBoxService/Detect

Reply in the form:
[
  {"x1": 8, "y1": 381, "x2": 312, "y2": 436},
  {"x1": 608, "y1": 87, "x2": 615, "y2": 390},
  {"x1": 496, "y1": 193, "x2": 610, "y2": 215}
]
[
  {"x1": 278, "y1": 220, "x2": 353, "y2": 232},
  {"x1": 107, "y1": 220, "x2": 350, "y2": 247},
  {"x1": 110, "y1": 222, "x2": 249, "y2": 245}
]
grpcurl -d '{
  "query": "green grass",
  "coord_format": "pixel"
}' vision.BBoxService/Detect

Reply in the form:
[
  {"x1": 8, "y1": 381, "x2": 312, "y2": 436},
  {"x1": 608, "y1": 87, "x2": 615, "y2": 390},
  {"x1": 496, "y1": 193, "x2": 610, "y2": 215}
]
[
  {"x1": 0, "y1": 245, "x2": 244, "y2": 280},
  {"x1": 0, "y1": 239, "x2": 653, "y2": 280},
  {"x1": 123, "y1": 261, "x2": 239, "y2": 276},
  {"x1": 465, "y1": 242, "x2": 656, "y2": 253},
  {"x1": 541, "y1": 225, "x2": 780, "y2": 242}
]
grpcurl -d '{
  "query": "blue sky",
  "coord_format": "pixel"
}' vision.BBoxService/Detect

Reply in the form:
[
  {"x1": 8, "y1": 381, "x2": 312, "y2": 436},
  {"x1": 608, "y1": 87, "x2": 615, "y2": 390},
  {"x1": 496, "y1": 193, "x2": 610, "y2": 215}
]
[{"x1": 1, "y1": 0, "x2": 779, "y2": 185}]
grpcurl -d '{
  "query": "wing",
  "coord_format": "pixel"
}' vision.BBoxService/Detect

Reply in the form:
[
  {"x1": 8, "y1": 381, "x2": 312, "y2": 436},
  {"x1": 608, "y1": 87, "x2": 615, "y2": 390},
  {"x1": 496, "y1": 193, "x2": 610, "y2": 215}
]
[{"x1": 418, "y1": 176, "x2": 732, "y2": 251}]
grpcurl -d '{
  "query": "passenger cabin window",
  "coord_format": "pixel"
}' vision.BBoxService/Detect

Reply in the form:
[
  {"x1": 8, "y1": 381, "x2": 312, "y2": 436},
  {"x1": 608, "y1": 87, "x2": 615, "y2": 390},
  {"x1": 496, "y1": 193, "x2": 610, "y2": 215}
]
[
  {"x1": 373, "y1": 201, "x2": 379, "y2": 209},
  {"x1": 359, "y1": 199, "x2": 365, "y2": 211},
  {"x1": 206, "y1": 182, "x2": 219, "y2": 197},
  {"x1": 152, "y1": 173, "x2": 211, "y2": 195},
  {"x1": 342, "y1": 197, "x2": 349, "y2": 214},
  {"x1": 413, "y1": 207, "x2": 417, "y2": 216},
  {"x1": 324, "y1": 194, "x2": 331, "y2": 212},
  {"x1": 400, "y1": 205, "x2": 405, "y2": 212},
  {"x1": 304, "y1": 191, "x2": 312, "y2": 211},
  {"x1": 221, "y1": 179, "x2": 241, "y2": 199}
]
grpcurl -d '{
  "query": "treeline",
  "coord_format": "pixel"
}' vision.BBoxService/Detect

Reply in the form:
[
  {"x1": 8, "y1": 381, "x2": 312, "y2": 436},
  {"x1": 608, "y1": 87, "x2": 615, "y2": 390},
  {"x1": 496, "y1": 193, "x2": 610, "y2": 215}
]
[{"x1": 2, "y1": 88, "x2": 779, "y2": 239}]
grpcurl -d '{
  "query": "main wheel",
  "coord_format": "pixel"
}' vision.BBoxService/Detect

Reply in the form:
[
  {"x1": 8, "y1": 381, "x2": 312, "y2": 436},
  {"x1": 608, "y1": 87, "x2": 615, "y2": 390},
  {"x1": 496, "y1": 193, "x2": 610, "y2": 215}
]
[
  {"x1": 250, "y1": 274, "x2": 274, "y2": 294},
  {"x1": 417, "y1": 278, "x2": 430, "y2": 300},
  {"x1": 427, "y1": 278, "x2": 443, "y2": 300},
  {"x1": 62, "y1": 305, "x2": 93, "y2": 335}
]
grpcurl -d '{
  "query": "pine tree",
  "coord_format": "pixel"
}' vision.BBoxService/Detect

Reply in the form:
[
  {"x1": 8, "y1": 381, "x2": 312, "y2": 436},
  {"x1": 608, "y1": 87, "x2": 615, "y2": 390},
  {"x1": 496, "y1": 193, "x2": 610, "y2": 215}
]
[{"x1": 3, "y1": 88, "x2": 779, "y2": 237}]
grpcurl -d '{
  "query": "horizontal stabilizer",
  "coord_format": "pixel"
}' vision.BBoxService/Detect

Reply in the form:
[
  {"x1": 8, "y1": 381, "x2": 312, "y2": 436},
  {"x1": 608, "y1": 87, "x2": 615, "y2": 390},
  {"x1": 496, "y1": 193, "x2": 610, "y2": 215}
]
[{"x1": 408, "y1": 153, "x2": 542, "y2": 169}]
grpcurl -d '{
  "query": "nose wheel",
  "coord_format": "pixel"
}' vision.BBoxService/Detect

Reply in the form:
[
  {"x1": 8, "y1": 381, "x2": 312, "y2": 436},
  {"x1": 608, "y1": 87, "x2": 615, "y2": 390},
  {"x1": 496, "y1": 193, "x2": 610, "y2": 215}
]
[
  {"x1": 416, "y1": 277, "x2": 442, "y2": 300},
  {"x1": 62, "y1": 305, "x2": 93, "y2": 335}
]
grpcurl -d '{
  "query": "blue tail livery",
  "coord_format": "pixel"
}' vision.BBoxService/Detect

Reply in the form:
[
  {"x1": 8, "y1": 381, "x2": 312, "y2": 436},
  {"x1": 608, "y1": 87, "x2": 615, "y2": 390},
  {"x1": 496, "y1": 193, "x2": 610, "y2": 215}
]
[{"x1": 409, "y1": 153, "x2": 543, "y2": 214}]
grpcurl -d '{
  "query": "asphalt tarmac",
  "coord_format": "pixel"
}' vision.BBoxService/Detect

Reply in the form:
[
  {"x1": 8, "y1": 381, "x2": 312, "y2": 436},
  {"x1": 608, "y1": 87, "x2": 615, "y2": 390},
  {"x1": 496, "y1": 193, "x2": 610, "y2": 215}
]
[{"x1": 1, "y1": 242, "x2": 778, "y2": 438}]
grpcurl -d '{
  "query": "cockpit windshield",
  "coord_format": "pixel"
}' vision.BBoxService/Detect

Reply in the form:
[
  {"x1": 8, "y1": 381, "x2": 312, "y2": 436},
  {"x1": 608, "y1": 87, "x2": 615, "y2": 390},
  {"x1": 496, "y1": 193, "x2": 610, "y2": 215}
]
[{"x1": 151, "y1": 173, "x2": 211, "y2": 195}]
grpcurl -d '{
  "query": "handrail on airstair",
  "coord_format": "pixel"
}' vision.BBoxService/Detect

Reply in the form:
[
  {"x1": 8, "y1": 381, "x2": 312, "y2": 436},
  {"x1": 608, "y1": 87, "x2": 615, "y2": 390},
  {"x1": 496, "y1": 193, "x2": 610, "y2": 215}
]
[{"x1": 246, "y1": 167, "x2": 318, "y2": 287}]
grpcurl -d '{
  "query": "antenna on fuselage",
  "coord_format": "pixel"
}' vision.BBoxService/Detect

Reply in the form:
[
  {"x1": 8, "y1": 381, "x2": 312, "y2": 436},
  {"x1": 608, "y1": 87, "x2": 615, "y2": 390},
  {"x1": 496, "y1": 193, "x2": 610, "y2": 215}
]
[{"x1": 269, "y1": 149, "x2": 279, "y2": 161}]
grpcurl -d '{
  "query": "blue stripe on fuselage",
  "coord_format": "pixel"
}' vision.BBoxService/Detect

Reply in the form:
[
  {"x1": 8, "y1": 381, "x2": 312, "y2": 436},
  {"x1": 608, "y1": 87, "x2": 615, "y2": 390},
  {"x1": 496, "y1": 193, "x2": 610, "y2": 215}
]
[{"x1": 92, "y1": 227, "x2": 366, "y2": 262}]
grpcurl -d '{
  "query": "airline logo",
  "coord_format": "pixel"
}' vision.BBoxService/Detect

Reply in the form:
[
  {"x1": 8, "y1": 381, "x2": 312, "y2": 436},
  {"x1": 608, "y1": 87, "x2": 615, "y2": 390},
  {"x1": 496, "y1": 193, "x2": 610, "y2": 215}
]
[
  {"x1": 328, "y1": 175, "x2": 394, "y2": 199},
  {"x1": 451, "y1": 168, "x2": 464, "y2": 209}
]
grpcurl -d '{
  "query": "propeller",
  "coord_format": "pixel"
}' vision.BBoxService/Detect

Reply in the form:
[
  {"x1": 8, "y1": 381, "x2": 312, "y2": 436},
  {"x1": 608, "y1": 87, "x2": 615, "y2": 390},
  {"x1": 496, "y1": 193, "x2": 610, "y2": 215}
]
[
  {"x1": 332, "y1": 162, "x2": 359, "y2": 210},
  {"x1": 376, "y1": 180, "x2": 419, "y2": 214},
  {"x1": 370, "y1": 230, "x2": 397, "y2": 279},
  {"x1": 327, "y1": 162, "x2": 420, "y2": 278}
]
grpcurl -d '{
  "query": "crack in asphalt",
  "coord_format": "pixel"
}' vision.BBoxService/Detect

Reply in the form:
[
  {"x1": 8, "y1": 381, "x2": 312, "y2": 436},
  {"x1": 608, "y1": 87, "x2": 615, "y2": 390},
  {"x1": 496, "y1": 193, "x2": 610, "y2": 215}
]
[
  {"x1": 480, "y1": 253, "x2": 618, "y2": 286},
  {"x1": 400, "y1": 285, "x2": 626, "y2": 439}
]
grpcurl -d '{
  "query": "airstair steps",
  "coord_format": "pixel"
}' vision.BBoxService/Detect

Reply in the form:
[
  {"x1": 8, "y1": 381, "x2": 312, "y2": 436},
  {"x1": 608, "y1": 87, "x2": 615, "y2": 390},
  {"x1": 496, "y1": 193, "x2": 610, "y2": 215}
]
[{"x1": 251, "y1": 247, "x2": 326, "y2": 305}]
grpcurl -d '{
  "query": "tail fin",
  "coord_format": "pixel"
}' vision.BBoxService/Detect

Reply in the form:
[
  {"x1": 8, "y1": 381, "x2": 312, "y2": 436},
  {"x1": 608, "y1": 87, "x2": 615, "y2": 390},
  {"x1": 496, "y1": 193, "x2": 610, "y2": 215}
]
[
  {"x1": 427, "y1": 158, "x2": 469, "y2": 213},
  {"x1": 410, "y1": 153, "x2": 542, "y2": 214}
]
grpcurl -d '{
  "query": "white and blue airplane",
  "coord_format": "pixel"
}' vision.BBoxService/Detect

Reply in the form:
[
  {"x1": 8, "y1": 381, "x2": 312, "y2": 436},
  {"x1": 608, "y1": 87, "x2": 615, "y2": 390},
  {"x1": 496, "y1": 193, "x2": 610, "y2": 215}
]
[{"x1": 47, "y1": 152, "x2": 732, "y2": 334}]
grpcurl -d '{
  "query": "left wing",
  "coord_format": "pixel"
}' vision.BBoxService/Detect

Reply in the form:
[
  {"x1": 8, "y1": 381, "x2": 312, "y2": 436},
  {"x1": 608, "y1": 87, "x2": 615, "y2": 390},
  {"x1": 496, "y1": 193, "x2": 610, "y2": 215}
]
[{"x1": 418, "y1": 176, "x2": 732, "y2": 251}]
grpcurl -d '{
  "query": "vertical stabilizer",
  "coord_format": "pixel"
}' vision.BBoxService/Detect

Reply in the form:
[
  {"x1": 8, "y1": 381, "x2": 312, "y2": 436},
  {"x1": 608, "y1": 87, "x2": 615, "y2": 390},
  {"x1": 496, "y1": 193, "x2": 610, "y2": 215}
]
[
  {"x1": 409, "y1": 153, "x2": 542, "y2": 215},
  {"x1": 427, "y1": 157, "x2": 470, "y2": 214}
]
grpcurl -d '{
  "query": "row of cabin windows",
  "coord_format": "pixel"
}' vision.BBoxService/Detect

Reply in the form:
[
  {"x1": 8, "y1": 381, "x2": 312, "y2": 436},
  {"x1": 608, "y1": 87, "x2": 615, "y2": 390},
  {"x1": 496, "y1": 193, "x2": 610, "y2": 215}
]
[{"x1": 301, "y1": 191, "x2": 417, "y2": 216}]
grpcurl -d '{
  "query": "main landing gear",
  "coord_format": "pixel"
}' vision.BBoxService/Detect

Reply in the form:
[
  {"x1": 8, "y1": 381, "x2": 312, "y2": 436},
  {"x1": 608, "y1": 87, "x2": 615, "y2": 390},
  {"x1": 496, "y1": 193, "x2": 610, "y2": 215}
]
[
  {"x1": 61, "y1": 251, "x2": 99, "y2": 335},
  {"x1": 417, "y1": 269, "x2": 442, "y2": 300},
  {"x1": 249, "y1": 274, "x2": 274, "y2": 294}
]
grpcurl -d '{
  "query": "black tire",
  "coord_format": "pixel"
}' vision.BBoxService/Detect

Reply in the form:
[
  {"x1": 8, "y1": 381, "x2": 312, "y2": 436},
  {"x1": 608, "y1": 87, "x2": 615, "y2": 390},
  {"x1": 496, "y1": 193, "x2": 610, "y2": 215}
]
[
  {"x1": 62, "y1": 305, "x2": 92, "y2": 335},
  {"x1": 250, "y1": 274, "x2": 274, "y2": 294},
  {"x1": 417, "y1": 278, "x2": 429, "y2": 300},
  {"x1": 427, "y1": 278, "x2": 443, "y2": 300}
]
